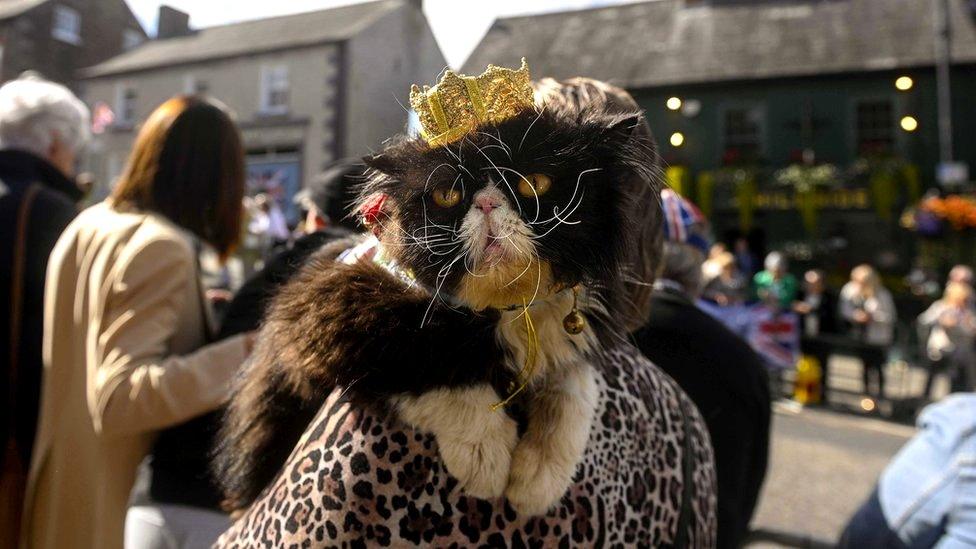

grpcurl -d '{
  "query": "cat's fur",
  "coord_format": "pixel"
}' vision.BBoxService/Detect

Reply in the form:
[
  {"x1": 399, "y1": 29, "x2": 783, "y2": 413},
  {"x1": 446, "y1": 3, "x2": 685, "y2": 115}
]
[{"x1": 214, "y1": 104, "x2": 658, "y2": 516}]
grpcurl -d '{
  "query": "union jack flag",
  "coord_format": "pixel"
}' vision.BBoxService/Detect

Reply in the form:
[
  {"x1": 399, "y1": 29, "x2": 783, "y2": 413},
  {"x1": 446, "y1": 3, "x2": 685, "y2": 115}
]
[{"x1": 660, "y1": 188, "x2": 709, "y2": 252}]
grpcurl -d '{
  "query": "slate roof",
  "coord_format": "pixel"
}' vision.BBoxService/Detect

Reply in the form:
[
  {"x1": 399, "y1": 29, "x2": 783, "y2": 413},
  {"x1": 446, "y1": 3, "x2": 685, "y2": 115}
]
[
  {"x1": 0, "y1": 0, "x2": 47, "y2": 20},
  {"x1": 82, "y1": 0, "x2": 401, "y2": 78},
  {"x1": 463, "y1": 0, "x2": 976, "y2": 89}
]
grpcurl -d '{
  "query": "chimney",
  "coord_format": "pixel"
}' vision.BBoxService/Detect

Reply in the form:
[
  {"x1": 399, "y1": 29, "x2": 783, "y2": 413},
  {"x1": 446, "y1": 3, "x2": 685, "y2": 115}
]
[{"x1": 157, "y1": 5, "x2": 190, "y2": 39}]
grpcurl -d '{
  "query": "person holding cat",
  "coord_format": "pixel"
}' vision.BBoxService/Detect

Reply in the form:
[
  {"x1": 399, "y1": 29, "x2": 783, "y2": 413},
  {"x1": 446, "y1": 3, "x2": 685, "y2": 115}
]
[{"x1": 214, "y1": 62, "x2": 717, "y2": 547}]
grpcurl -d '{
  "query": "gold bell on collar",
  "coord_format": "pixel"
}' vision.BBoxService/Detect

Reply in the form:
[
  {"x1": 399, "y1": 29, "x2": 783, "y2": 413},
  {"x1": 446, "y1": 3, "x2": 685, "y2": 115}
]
[{"x1": 563, "y1": 285, "x2": 586, "y2": 335}]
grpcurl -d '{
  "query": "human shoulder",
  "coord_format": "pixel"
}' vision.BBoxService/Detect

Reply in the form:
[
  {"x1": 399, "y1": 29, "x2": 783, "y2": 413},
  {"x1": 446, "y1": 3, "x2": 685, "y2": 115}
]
[
  {"x1": 83, "y1": 204, "x2": 196, "y2": 284},
  {"x1": 918, "y1": 394, "x2": 976, "y2": 445}
]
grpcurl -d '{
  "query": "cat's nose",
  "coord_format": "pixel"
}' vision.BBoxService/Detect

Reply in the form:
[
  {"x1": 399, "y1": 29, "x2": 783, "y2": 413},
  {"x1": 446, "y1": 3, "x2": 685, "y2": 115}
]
[{"x1": 474, "y1": 195, "x2": 501, "y2": 214}]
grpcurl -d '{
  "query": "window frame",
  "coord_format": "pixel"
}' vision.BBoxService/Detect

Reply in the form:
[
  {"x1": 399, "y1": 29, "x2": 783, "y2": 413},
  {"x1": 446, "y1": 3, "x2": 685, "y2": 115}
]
[
  {"x1": 852, "y1": 96, "x2": 896, "y2": 156},
  {"x1": 51, "y1": 5, "x2": 82, "y2": 45},
  {"x1": 114, "y1": 83, "x2": 137, "y2": 127},
  {"x1": 719, "y1": 103, "x2": 766, "y2": 163},
  {"x1": 259, "y1": 64, "x2": 290, "y2": 116},
  {"x1": 122, "y1": 28, "x2": 143, "y2": 50},
  {"x1": 183, "y1": 74, "x2": 209, "y2": 96}
]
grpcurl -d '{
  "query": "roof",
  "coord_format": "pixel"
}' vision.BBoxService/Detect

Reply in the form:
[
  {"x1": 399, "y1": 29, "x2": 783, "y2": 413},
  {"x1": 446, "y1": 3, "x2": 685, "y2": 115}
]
[
  {"x1": 0, "y1": 0, "x2": 47, "y2": 20},
  {"x1": 463, "y1": 0, "x2": 976, "y2": 89},
  {"x1": 82, "y1": 0, "x2": 402, "y2": 78}
]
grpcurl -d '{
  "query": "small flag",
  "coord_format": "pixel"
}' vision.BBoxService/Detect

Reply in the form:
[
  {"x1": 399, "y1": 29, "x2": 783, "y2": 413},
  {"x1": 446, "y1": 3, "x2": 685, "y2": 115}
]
[{"x1": 91, "y1": 102, "x2": 115, "y2": 134}]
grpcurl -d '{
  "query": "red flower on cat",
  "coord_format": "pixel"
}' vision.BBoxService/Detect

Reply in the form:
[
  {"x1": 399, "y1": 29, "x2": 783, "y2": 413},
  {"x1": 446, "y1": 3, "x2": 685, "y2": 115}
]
[{"x1": 360, "y1": 193, "x2": 389, "y2": 235}]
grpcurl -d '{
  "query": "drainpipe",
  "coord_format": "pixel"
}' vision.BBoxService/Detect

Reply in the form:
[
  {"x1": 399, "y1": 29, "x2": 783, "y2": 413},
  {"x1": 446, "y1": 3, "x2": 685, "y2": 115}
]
[{"x1": 934, "y1": 0, "x2": 953, "y2": 164}]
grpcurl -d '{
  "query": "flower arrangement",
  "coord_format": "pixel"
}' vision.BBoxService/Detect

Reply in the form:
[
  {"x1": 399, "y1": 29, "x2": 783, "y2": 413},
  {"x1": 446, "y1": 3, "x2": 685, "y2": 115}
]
[
  {"x1": 774, "y1": 163, "x2": 839, "y2": 234},
  {"x1": 903, "y1": 194, "x2": 976, "y2": 273},
  {"x1": 919, "y1": 195, "x2": 976, "y2": 231}
]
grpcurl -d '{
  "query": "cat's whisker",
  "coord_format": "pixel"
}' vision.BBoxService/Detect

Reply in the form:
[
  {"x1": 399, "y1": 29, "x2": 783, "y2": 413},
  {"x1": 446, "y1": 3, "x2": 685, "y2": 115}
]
[
  {"x1": 422, "y1": 251, "x2": 465, "y2": 327},
  {"x1": 484, "y1": 166, "x2": 539, "y2": 222},
  {"x1": 517, "y1": 107, "x2": 546, "y2": 152},
  {"x1": 506, "y1": 254, "x2": 543, "y2": 324},
  {"x1": 530, "y1": 168, "x2": 599, "y2": 226},
  {"x1": 474, "y1": 131, "x2": 513, "y2": 160},
  {"x1": 500, "y1": 241, "x2": 534, "y2": 289}
]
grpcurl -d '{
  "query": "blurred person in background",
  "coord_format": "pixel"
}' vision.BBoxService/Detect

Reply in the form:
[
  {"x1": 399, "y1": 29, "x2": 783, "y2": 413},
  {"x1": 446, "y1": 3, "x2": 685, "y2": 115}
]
[
  {"x1": 219, "y1": 158, "x2": 364, "y2": 337},
  {"x1": 948, "y1": 264, "x2": 974, "y2": 288},
  {"x1": 753, "y1": 252, "x2": 798, "y2": 311},
  {"x1": 839, "y1": 264, "x2": 896, "y2": 401},
  {"x1": 793, "y1": 269, "x2": 838, "y2": 403},
  {"x1": 838, "y1": 394, "x2": 976, "y2": 548},
  {"x1": 701, "y1": 242, "x2": 728, "y2": 284},
  {"x1": 139, "y1": 158, "x2": 365, "y2": 547},
  {"x1": 0, "y1": 72, "x2": 89, "y2": 549},
  {"x1": 733, "y1": 236, "x2": 758, "y2": 277},
  {"x1": 22, "y1": 96, "x2": 254, "y2": 549},
  {"x1": 702, "y1": 251, "x2": 748, "y2": 306},
  {"x1": 633, "y1": 189, "x2": 770, "y2": 549},
  {"x1": 918, "y1": 282, "x2": 976, "y2": 398}
]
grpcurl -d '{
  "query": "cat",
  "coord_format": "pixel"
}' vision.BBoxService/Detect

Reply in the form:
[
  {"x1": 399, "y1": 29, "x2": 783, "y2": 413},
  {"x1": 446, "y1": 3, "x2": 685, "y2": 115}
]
[{"x1": 214, "y1": 95, "x2": 657, "y2": 516}]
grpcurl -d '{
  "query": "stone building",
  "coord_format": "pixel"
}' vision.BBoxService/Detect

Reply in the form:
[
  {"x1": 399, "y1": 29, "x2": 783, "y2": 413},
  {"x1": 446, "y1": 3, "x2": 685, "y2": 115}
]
[
  {"x1": 82, "y1": 0, "x2": 446, "y2": 221},
  {"x1": 0, "y1": 0, "x2": 145, "y2": 88}
]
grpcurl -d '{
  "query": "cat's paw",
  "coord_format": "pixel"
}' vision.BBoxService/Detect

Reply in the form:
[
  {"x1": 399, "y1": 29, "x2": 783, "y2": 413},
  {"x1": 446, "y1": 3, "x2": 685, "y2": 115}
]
[
  {"x1": 505, "y1": 440, "x2": 576, "y2": 516},
  {"x1": 438, "y1": 413, "x2": 518, "y2": 499}
]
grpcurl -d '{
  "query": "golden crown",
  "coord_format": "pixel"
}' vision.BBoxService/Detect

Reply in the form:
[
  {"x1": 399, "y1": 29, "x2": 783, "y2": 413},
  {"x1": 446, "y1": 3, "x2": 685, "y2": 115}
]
[{"x1": 410, "y1": 58, "x2": 534, "y2": 147}]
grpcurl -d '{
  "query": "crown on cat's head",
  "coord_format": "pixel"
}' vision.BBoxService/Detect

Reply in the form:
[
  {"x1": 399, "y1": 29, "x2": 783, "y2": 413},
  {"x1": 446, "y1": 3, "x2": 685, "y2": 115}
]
[{"x1": 409, "y1": 58, "x2": 535, "y2": 147}]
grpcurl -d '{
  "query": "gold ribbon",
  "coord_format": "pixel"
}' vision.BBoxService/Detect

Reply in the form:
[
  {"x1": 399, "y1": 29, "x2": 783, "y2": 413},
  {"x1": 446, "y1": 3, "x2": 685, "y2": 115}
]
[{"x1": 490, "y1": 299, "x2": 539, "y2": 412}]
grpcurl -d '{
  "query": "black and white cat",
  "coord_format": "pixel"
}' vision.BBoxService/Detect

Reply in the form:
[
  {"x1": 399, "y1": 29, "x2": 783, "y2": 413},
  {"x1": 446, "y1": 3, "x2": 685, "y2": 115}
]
[{"x1": 215, "y1": 97, "x2": 657, "y2": 516}]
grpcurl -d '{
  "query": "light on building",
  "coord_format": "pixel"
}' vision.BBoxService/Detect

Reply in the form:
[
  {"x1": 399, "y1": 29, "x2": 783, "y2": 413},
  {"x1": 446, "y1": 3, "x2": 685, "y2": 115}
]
[
  {"x1": 895, "y1": 76, "x2": 914, "y2": 91},
  {"x1": 670, "y1": 132, "x2": 685, "y2": 147},
  {"x1": 900, "y1": 115, "x2": 919, "y2": 132},
  {"x1": 666, "y1": 97, "x2": 683, "y2": 111}
]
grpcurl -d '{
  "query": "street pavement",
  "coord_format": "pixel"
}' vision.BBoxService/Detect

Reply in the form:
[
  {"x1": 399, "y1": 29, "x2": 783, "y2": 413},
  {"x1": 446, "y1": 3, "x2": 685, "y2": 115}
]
[
  {"x1": 746, "y1": 401, "x2": 915, "y2": 547},
  {"x1": 745, "y1": 355, "x2": 923, "y2": 547}
]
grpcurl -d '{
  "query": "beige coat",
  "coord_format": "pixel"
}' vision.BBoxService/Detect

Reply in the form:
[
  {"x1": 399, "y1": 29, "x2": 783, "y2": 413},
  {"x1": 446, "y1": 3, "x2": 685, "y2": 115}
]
[{"x1": 22, "y1": 203, "x2": 248, "y2": 549}]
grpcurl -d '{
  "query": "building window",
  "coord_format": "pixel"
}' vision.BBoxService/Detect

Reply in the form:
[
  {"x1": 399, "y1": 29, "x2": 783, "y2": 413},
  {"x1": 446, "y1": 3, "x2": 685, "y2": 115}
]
[
  {"x1": 123, "y1": 29, "x2": 143, "y2": 50},
  {"x1": 183, "y1": 74, "x2": 209, "y2": 95},
  {"x1": 855, "y1": 99, "x2": 894, "y2": 154},
  {"x1": 51, "y1": 5, "x2": 82, "y2": 45},
  {"x1": 115, "y1": 85, "x2": 136, "y2": 126},
  {"x1": 260, "y1": 65, "x2": 289, "y2": 115},
  {"x1": 722, "y1": 106, "x2": 763, "y2": 162}
]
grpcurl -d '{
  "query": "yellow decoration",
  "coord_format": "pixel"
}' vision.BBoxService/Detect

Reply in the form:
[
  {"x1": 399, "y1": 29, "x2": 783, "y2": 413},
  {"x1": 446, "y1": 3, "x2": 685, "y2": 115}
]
[
  {"x1": 410, "y1": 58, "x2": 535, "y2": 147},
  {"x1": 904, "y1": 164, "x2": 921, "y2": 204},
  {"x1": 697, "y1": 172, "x2": 714, "y2": 218},
  {"x1": 666, "y1": 166, "x2": 688, "y2": 197},
  {"x1": 736, "y1": 176, "x2": 758, "y2": 231},
  {"x1": 490, "y1": 298, "x2": 539, "y2": 412},
  {"x1": 794, "y1": 355, "x2": 823, "y2": 404}
]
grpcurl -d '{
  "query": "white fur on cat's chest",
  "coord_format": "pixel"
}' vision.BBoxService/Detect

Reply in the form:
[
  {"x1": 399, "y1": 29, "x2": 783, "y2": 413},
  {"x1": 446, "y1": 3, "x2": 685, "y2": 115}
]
[{"x1": 393, "y1": 292, "x2": 600, "y2": 517}]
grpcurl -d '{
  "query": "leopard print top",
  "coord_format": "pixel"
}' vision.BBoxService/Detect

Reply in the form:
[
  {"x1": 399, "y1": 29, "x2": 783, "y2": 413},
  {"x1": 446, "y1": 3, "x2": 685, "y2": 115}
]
[{"x1": 217, "y1": 346, "x2": 717, "y2": 548}]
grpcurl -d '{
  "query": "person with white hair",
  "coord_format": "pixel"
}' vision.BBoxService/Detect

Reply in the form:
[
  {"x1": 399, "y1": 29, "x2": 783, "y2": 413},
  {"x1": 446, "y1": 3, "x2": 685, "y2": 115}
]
[
  {"x1": 0, "y1": 72, "x2": 89, "y2": 546},
  {"x1": 752, "y1": 251, "x2": 799, "y2": 311}
]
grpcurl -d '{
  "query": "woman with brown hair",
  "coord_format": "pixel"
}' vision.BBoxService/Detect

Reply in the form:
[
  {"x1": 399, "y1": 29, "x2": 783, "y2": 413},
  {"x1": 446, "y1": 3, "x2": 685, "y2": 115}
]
[{"x1": 21, "y1": 96, "x2": 253, "y2": 549}]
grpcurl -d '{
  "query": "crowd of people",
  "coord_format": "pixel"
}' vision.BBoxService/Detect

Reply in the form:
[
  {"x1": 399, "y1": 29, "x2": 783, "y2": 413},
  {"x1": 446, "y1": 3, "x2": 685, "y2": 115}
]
[{"x1": 0, "y1": 68, "x2": 972, "y2": 549}]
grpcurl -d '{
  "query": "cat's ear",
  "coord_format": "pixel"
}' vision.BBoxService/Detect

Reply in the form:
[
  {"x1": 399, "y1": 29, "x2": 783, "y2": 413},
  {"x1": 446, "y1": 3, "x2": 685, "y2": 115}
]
[
  {"x1": 601, "y1": 112, "x2": 644, "y2": 144},
  {"x1": 362, "y1": 150, "x2": 405, "y2": 178}
]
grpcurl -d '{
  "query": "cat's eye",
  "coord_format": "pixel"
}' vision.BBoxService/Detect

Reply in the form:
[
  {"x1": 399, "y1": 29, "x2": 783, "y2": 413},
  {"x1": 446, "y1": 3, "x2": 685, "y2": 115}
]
[
  {"x1": 518, "y1": 174, "x2": 552, "y2": 197},
  {"x1": 431, "y1": 187, "x2": 462, "y2": 208}
]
